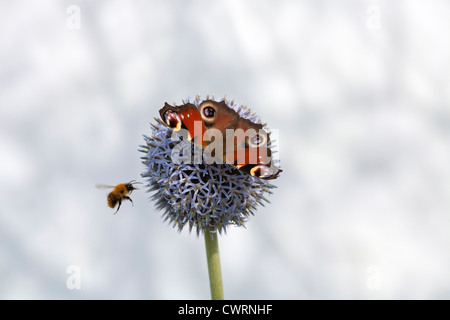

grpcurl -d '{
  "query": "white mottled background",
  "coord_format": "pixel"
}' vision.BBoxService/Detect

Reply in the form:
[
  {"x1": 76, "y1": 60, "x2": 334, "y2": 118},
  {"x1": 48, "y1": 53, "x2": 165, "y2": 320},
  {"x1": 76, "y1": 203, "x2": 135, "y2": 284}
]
[{"x1": 1, "y1": 0, "x2": 450, "y2": 299}]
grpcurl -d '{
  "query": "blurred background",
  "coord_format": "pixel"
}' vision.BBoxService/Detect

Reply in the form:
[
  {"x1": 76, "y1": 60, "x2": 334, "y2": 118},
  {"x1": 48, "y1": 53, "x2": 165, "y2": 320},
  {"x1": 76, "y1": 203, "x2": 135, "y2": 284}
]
[{"x1": 1, "y1": 0, "x2": 450, "y2": 299}]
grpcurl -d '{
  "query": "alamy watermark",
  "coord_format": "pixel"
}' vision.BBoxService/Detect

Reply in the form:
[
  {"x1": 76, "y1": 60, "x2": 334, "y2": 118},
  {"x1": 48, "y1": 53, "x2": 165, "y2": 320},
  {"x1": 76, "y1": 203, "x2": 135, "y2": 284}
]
[
  {"x1": 66, "y1": 5, "x2": 81, "y2": 30},
  {"x1": 66, "y1": 265, "x2": 81, "y2": 290},
  {"x1": 366, "y1": 265, "x2": 382, "y2": 290},
  {"x1": 366, "y1": 5, "x2": 381, "y2": 30}
]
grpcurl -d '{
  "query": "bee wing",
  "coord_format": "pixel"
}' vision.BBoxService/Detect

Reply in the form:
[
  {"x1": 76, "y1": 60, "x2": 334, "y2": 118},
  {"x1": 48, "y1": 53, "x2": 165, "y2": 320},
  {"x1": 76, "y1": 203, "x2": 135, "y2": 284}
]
[{"x1": 96, "y1": 184, "x2": 115, "y2": 189}]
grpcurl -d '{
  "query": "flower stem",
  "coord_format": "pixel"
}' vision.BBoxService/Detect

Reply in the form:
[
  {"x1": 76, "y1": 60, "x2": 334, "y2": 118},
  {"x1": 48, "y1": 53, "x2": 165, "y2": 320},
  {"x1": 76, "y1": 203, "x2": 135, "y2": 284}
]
[{"x1": 204, "y1": 229, "x2": 224, "y2": 300}]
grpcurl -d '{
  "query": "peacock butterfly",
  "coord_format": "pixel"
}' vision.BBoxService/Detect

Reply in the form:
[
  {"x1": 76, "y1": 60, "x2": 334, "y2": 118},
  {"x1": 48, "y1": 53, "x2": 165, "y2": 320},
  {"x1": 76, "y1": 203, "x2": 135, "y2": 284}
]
[{"x1": 159, "y1": 99, "x2": 282, "y2": 180}]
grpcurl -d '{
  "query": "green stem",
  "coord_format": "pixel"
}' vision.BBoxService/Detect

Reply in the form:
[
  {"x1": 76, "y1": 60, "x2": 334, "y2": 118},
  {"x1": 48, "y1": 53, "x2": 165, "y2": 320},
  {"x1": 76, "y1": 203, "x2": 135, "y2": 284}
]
[{"x1": 204, "y1": 229, "x2": 224, "y2": 300}]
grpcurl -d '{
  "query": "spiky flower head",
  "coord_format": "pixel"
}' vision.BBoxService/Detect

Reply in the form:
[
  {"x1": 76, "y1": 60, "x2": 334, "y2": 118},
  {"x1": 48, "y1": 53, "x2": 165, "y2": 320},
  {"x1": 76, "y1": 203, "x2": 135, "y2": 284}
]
[{"x1": 139, "y1": 95, "x2": 279, "y2": 235}]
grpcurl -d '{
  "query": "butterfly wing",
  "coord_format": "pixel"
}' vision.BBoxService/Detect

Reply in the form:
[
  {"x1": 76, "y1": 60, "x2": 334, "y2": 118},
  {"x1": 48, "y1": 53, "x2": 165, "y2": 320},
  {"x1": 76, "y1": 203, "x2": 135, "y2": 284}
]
[
  {"x1": 159, "y1": 99, "x2": 282, "y2": 179},
  {"x1": 159, "y1": 102, "x2": 206, "y2": 143}
]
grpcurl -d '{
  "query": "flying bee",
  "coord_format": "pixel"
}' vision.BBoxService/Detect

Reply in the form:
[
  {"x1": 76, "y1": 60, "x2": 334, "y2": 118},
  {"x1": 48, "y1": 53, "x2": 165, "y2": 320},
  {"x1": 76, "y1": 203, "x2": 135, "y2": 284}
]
[{"x1": 96, "y1": 180, "x2": 142, "y2": 214}]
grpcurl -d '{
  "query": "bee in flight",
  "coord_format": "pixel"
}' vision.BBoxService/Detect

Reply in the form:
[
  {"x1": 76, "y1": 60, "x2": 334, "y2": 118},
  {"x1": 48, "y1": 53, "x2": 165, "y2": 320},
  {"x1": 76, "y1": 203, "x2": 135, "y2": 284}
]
[{"x1": 96, "y1": 180, "x2": 142, "y2": 214}]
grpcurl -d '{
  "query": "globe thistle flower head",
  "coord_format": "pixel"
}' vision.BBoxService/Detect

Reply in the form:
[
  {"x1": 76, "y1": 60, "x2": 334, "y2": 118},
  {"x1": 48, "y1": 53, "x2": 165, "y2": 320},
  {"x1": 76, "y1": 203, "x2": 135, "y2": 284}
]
[{"x1": 139, "y1": 95, "x2": 279, "y2": 235}]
